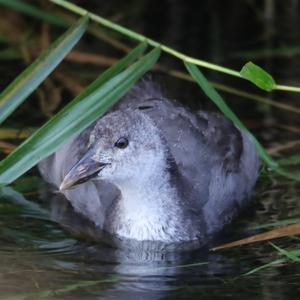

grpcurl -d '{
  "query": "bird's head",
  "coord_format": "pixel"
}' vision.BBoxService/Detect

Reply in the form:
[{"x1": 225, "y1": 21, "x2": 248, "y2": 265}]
[{"x1": 60, "y1": 109, "x2": 166, "y2": 191}]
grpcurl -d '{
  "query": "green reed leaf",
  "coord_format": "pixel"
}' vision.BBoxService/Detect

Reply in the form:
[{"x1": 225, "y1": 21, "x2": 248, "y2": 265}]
[
  {"x1": 0, "y1": 15, "x2": 88, "y2": 125},
  {"x1": 0, "y1": 47, "x2": 160, "y2": 185},
  {"x1": 240, "y1": 61, "x2": 276, "y2": 91},
  {"x1": 184, "y1": 61, "x2": 278, "y2": 169},
  {"x1": 185, "y1": 62, "x2": 300, "y2": 182},
  {"x1": 0, "y1": 0, "x2": 68, "y2": 27},
  {"x1": 269, "y1": 242, "x2": 300, "y2": 262}
]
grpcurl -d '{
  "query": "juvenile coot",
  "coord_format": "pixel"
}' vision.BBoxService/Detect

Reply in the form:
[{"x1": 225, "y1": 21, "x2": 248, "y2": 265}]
[{"x1": 39, "y1": 81, "x2": 260, "y2": 243}]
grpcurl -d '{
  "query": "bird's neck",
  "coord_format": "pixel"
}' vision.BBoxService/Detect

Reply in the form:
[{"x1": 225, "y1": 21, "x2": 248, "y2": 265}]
[
  {"x1": 107, "y1": 161, "x2": 188, "y2": 242},
  {"x1": 120, "y1": 167, "x2": 179, "y2": 212}
]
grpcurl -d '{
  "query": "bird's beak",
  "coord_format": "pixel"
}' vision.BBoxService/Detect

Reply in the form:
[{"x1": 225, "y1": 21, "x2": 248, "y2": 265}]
[{"x1": 59, "y1": 153, "x2": 108, "y2": 191}]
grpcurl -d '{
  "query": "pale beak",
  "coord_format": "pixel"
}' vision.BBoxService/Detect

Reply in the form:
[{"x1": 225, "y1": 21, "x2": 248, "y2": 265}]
[{"x1": 59, "y1": 153, "x2": 108, "y2": 191}]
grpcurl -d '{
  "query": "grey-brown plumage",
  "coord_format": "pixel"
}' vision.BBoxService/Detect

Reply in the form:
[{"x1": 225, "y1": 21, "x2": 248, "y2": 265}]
[{"x1": 39, "y1": 81, "x2": 260, "y2": 243}]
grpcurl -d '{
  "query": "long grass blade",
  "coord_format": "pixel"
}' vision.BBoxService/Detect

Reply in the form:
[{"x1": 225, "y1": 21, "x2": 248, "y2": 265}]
[
  {"x1": 184, "y1": 62, "x2": 278, "y2": 169},
  {"x1": 212, "y1": 223, "x2": 300, "y2": 251},
  {"x1": 245, "y1": 247, "x2": 300, "y2": 276},
  {"x1": 0, "y1": 15, "x2": 88, "y2": 125},
  {"x1": 244, "y1": 258, "x2": 285, "y2": 276},
  {"x1": 44, "y1": 42, "x2": 147, "y2": 128},
  {"x1": 0, "y1": 47, "x2": 160, "y2": 185},
  {"x1": 49, "y1": 0, "x2": 300, "y2": 93},
  {"x1": 250, "y1": 218, "x2": 300, "y2": 230},
  {"x1": 72, "y1": 42, "x2": 147, "y2": 102},
  {"x1": 269, "y1": 242, "x2": 300, "y2": 262},
  {"x1": 0, "y1": 0, "x2": 68, "y2": 27},
  {"x1": 185, "y1": 62, "x2": 300, "y2": 182}
]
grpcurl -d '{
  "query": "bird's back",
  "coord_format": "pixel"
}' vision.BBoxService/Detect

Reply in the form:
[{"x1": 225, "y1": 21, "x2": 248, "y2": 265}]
[{"x1": 122, "y1": 82, "x2": 260, "y2": 233}]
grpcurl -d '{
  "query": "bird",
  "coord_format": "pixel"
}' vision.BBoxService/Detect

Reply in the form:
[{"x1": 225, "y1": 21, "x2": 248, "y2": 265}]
[{"x1": 39, "y1": 80, "x2": 260, "y2": 244}]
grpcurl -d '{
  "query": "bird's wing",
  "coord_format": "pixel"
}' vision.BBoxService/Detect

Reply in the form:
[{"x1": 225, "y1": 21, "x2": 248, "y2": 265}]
[
  {"x1": 128, "y1": 96, "x2": 258, "y2": 208},
  {"x1": 195, "y1": 111, "x2": 243, "y2": 172}
]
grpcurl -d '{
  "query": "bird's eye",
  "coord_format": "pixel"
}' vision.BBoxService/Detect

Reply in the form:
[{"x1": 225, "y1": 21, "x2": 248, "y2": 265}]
[{"x1": 115, "y1": 137, "x2": 129, "y2": 149}]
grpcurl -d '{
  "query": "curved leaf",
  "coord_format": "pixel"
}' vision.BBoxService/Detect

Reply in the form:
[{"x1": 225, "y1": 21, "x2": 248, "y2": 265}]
[
  {"x1": 72, "y1": 41, "x2": 147, "y2": 102},
  {"x1": 185, "y1": 62, "x2": 300, "y2": 182},
  {"x1": 0, "y1": 0, "x2": 68, "y2": 27},
  {"x1": 0, "y1": 15, "x2": 88, "y2": 125},
  {"x1": 240, "y1": 61, "x2": 276, "y2": 91},
  {"x1": 184, "y1": 61, "x2": 278, "y2": 169},
  {"x1": 0, "y1": 47, "x2": 160, "y2": 185}
]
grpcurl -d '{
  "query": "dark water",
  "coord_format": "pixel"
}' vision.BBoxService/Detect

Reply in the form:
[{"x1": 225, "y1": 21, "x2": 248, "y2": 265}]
[{"x1": 1, "y1": 1, "x2": 300, "y2": 299}]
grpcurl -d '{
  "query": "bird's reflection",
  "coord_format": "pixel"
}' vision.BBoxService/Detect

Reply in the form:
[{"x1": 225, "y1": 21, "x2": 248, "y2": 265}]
[{"x1": 41, "y1": 188, "x2": 249, "y2": 299}]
